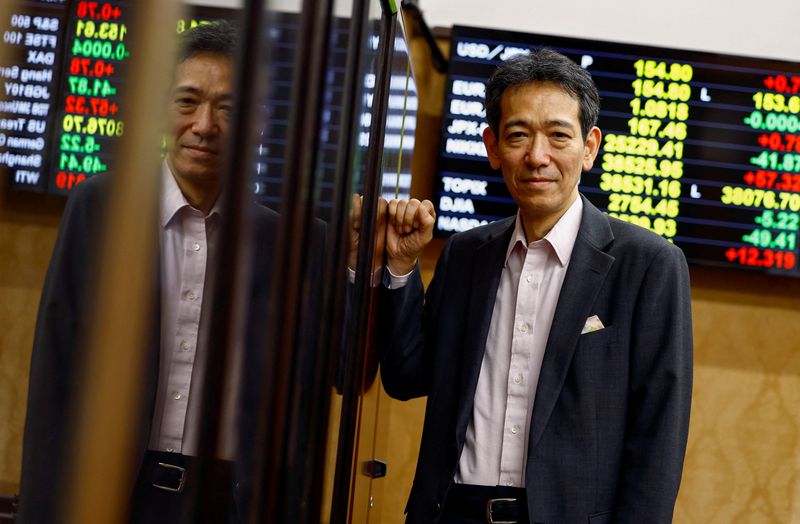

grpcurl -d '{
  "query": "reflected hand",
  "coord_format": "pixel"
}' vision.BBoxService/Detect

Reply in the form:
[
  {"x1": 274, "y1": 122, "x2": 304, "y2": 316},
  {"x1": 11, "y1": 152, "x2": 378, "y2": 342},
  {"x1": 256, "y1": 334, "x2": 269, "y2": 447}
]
[
  {"x1": 348, "y1": 193, "x2": 362, "y2": 271},
  {"x1": 386, "y1": 198, "x2": 436, "y2": 276},
  {"x1": 348, "y1": 194, "x2": 389, "y2": 274}
]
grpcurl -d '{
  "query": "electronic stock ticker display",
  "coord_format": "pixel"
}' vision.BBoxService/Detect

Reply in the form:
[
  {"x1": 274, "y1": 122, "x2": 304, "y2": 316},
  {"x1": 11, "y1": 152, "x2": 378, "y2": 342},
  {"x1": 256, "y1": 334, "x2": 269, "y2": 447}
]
[
  {"x1": 0, "y1": 0, "x2": 130, "y2": 194},
  {"x1": 51, "y1": 0, "x2": 130, "y2": 193},
  {"x1": 436, "y1": 26, "x2": 800, "y2": 277}
]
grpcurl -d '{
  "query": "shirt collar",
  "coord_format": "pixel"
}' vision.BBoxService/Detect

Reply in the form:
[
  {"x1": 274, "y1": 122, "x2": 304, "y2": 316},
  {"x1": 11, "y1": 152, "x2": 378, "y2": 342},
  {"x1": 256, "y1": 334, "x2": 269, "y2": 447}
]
[
  {"x1": 159, "y1": 161, "x2": 222, "y2": 228},
  {"x1": 504, "y1": 195, "x2": 583, "y2": 268}
]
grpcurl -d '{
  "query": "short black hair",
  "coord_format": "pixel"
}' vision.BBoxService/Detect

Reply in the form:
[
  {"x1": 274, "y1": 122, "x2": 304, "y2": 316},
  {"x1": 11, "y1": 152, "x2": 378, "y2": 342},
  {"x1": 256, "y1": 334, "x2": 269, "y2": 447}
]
[
  {"x1": 177, "y1": 20, "x2": 238, "y2": 63},
  {"x1": 485, "y1": 48, "x2": 600, "y2": 139}
]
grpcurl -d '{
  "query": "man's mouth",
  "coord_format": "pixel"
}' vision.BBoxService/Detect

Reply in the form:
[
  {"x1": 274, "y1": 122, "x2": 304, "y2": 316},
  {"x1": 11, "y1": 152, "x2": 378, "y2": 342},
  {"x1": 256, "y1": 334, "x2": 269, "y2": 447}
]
[
  {"x1": 520, "y1": 177, "x2": 555, "y2": 185},
  {"x1": 183, "y1": 144, "x2": 218, "y2": 156}
]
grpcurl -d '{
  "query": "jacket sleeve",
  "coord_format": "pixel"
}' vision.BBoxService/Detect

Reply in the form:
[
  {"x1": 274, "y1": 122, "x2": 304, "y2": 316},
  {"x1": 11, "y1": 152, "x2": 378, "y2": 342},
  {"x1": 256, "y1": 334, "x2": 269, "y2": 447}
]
[
  {"x1": 377, "y1": 237, "x2": 453, "y2": 401},
  {"x1": 613, "y1": 243, "x2": 693, "y2": 523},
  {"x1": 17, "y1": 180, "x2": 100, "y2": 524}
]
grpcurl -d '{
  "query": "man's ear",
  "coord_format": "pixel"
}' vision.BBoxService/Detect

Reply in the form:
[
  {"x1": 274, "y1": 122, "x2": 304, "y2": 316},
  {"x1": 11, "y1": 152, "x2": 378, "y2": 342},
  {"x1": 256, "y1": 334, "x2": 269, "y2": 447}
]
[
  {"x1": 483, "y1": 126, "x2": 501, "y2": 170},
  {"x1": 582, "y1": 126, "x2": 602, "y2": 171}
]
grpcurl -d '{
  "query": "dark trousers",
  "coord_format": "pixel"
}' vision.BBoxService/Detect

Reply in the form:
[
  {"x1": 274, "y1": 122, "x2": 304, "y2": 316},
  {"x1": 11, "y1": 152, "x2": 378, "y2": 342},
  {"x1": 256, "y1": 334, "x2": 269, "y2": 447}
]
[{"x1": 129, "y1": 451, "x2": 238, "y2": 524}]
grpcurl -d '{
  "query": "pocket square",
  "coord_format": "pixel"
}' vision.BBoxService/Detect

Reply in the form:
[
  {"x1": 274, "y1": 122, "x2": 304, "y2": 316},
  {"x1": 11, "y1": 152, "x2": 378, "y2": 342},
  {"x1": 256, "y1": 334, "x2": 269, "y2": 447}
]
[{"x1": 581, "y1": 315, "x2": 605, "y2": 334}]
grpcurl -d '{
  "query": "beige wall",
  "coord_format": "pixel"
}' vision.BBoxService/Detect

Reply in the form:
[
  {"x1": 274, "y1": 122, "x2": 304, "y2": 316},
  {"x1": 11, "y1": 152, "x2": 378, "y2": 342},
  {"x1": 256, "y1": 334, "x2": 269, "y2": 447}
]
[
  {"x1": 0, "y1": 183, "x2": 62, "y2": 494},
  {"x1": 677, "y1": 267, "x2": 800, "y2": 523}
]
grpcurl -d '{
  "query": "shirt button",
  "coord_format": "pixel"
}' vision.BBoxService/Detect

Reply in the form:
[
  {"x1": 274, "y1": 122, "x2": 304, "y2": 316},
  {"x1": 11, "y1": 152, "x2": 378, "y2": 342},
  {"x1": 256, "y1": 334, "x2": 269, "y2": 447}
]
[
  {"x1": 519, "y1": 323, "x2": 528, "y2": 333},
  {"x1": 513, "y1": 374, "x2": 523, "y2": 384},
  {"x1": 166, "y1": 447, "x2": 174, "y2": 453},
  {"x1": 511, "y1": 424, "x2": 520, "y2": 434},
  {"x1": 173, "y1": 392, "x2": 182, "y2": 400},
  {"x1": 180, "y1": 341, "x2": 190, "y2": 351},
  {"x1": 505, "y1": 479, "x2": 514, "y2": 487},
  {"x1": 187, "y1": 291, "x2": 197, "y2": 301},
  {"x1": 192, "y1": 242, "x2": 201, "y2": 252},
  {"x1": 526, "y1": 275, "x2": 533, "y2": 283}
]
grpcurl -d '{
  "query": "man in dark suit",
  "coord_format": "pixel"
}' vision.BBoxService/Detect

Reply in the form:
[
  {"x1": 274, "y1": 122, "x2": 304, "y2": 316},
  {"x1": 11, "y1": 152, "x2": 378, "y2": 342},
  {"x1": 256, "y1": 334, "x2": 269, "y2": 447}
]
[
  {"x1": 377, "y1": 49, "x2": 693, "y2": 523},
  {"x1": 18, "y1": 22, "x2": 277, "y2": 523}
]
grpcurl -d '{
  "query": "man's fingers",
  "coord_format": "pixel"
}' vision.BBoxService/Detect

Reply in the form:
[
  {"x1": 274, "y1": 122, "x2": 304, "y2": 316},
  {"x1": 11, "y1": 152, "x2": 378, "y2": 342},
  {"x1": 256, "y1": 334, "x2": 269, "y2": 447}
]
[
  {"x1": 394, "y1": 199, "x2": 408, "y2": 232},
  {"x1": 350, "y1": 193, "x2": 363, "y2": 229},
  {"x1": 376, "y1": 197, "x2": 388, "y2": 227},
  {"x1": 404, "y1": 199, "x2": 421, "y2": 234},
  {"x1": 387, "y1": 198, "x2": 436, "y2": 236},
  {"x1": 418, "y1": 199, "x2": 436, "y2": 229}
]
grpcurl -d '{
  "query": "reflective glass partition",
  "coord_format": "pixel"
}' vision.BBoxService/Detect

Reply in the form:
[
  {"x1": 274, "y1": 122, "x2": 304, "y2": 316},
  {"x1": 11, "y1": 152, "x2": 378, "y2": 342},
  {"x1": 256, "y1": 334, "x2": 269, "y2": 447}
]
[
  {"x1": 329, "y1": 2, "x2": 420, "y2": 522},
  {"x1": 0, "y1": 0, "x2": 418, "y2": 521}
]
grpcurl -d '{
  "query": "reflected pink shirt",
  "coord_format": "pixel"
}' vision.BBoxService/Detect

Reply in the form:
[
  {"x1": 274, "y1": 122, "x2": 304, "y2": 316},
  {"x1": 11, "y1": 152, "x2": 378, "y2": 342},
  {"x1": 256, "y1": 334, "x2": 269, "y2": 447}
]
[{"x1": 148, "y1": 163, "x2": 220, "y2": 455}]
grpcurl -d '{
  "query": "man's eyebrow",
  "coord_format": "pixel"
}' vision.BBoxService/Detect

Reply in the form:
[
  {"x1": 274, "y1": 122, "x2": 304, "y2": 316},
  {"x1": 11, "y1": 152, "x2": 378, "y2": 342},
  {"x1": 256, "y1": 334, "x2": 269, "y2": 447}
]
[
  {"x1": 502, "y1": 118, "x2": 530, "y2": 131},
  {"x1": 545, "y1": 119, "x2": 578, "y2": 131},
  {"x1": 173, "y1": 86, "x2": 202, "y2": 96},
  {"x1": 502, "y1": 118, "x2": 578, "y2": 132},
  {"x1": 172, "y1": 86, "x2": 233, "y2": 101}
]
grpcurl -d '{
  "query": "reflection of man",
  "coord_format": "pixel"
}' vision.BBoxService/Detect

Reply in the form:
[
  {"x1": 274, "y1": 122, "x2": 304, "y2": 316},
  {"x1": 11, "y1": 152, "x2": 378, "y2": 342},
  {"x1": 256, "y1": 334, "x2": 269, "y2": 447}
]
[
  {"x1": 18, "y1": 23, "x2": 276, "y2": 523},
  {"x1": 378, "y1": 49, "x2": 692, "y2": 523}
]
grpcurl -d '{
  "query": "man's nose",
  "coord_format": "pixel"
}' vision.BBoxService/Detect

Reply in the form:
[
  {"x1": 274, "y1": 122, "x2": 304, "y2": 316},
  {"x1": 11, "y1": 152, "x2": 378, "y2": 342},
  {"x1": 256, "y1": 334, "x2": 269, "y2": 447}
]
[
  {"x1": 524, "y1": 136, "x2": 550, "y2": 167},
  {"x1": 192, "y1": 104, "x2": 217, "y2": 136}
]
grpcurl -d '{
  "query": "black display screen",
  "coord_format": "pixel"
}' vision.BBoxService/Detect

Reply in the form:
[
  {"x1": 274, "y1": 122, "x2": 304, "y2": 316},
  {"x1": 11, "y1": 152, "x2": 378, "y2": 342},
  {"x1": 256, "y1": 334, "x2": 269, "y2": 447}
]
[
  {"x1": 435, "y1": 25, "x2": 800, "y2": 276},
  {"x1": 1, "y1": 0, "x2": 70, "y2": 191}
]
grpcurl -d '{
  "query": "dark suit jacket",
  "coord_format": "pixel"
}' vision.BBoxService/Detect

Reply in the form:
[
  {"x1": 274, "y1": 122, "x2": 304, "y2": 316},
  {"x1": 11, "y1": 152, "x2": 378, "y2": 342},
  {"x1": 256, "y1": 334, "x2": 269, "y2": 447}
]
[
  {"x1": 17, "y1": 173, "x2": 280, "y2": 524},
  {"x1": 378, "y1": 195, "x2": 693, "y2": 524}
]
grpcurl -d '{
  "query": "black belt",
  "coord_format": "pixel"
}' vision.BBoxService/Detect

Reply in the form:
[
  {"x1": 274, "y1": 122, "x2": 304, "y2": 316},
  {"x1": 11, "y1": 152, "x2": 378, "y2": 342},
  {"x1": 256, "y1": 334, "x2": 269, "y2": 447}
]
[
  {"x1": 443, "y1": 483, "x2": 528, "y2": 524},
  {"x1": 137, "y1": 451, "x2": 234, "y2": 494},
  {"x1": 131, "y1": 451, "x2": 237, "y2": 524}
]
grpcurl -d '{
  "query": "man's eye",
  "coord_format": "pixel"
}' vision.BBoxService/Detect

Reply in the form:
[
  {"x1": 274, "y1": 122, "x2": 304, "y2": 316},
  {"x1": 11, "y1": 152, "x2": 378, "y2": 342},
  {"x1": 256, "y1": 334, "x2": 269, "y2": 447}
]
[{"x1": 507, "y1": 132, "x2": 526, "y2": 140}]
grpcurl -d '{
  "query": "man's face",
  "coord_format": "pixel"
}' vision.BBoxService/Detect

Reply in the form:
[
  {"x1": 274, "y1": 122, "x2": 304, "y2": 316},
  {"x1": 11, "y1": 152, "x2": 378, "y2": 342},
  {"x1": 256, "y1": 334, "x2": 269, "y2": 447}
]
[
  {"x1": 166, "y1": 52, "x2": 233, "y2": 186},
  {"x1": 483, "y1": 81, "x2": 601, "y2": 226}
]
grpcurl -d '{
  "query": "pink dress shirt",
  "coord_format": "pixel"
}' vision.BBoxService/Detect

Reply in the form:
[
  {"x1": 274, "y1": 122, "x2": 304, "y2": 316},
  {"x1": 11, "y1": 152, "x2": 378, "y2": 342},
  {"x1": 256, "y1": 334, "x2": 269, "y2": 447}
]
[{"x1": 453, "y1": 196, "x2": 583, "y2": 488}]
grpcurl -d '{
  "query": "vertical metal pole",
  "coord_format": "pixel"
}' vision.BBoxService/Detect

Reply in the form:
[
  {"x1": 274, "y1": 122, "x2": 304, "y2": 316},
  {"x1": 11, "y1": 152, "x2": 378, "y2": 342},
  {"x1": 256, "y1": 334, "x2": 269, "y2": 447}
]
[
  {"x1": 247, "y1": 0, "x2": 336, "y2": 521},
  {"x1": 306, "y1": 0, "x2": 372, "y2": 517},
  {"x1": 186, "y1": 0, "x2": 269, "y2": 522},
  {"x1": 63, "y1": 1, "x2": 181, "y2": 523},
  {"x1": 330, "y1": 9, "x2": 398, "y2": 523}
]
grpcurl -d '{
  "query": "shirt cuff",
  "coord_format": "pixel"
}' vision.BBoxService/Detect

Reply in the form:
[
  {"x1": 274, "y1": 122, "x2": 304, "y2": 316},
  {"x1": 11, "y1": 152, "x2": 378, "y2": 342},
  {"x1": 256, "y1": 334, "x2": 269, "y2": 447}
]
[
  {"x1": 386, "y1": 265, "x2": 413, "y2": 289},
  {"x1": 347, "y1": 266, "x2": 385, "y2": 287}
]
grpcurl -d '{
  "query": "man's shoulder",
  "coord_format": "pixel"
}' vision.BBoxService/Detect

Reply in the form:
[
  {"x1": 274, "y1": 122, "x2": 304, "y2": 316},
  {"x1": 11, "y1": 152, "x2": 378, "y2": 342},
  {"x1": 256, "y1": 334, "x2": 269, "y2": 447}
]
[
  {"x1": 70, "y1": 172, "x2": 110, "y2": 201},
  {"x1": 251, "y1": 201, "x2": 279, "y2": 226},
  {"x1": 60, "y1": 174, "x2": 111, "y2": 227}
]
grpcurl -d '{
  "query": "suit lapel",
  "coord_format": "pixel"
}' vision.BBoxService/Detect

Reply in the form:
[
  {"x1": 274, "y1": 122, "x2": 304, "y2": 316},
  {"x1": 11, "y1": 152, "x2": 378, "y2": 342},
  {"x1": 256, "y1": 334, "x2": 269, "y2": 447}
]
[
  {"x1": 528, "y1": 197, "x2": 615, "y2": 450},
  {"x1": 454, "y1": 217, "x2": 515, "y2": 446}
]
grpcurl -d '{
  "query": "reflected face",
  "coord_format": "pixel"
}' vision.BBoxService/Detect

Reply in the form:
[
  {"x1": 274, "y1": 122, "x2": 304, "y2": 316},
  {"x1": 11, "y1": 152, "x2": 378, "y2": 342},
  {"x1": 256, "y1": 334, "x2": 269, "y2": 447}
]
[
  {"x1": 483, "y1": 81, "x2": 600, "y2": 226},
  {"x1": 166, "y1": 52, "x2": 233, "y2": 186}
]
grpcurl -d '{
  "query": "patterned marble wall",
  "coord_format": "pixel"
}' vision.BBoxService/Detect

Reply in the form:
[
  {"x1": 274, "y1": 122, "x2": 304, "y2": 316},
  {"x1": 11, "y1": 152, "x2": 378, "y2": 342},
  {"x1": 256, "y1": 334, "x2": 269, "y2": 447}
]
[{"x1": 676, "y1": 268, "x2": 800, "y2": 523}]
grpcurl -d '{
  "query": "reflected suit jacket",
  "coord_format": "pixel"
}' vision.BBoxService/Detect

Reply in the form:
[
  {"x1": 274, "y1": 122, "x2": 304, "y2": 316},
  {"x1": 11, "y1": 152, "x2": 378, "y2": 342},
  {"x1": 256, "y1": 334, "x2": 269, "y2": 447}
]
[
  {"x1": 378, "y1": 195, "x2": 693, "y2": 524},
  {"x1": 17, "y1": 173, "x2": 279, "y2": 524}
]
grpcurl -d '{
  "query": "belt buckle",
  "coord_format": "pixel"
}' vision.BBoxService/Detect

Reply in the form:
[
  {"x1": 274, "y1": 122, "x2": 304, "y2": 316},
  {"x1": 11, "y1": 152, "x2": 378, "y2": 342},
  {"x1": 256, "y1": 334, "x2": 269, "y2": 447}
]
[
  {"x1": 153, "y1": 462, "x2": 186, "y2": 493},
  {"x1": 485, "y1": 497, "x2": 517, "y2": 524}
]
